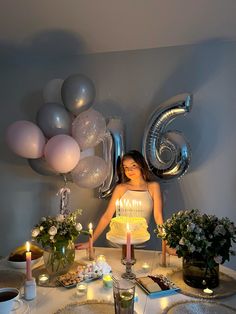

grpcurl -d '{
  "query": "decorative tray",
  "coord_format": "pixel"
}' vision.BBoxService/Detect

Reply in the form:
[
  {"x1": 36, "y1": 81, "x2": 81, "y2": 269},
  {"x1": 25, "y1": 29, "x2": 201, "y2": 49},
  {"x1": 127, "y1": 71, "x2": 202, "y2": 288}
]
[
  {"x1": 57, "y1": 272, "x2": 102, "y2": 289},
  {"x1": 135, "y1": 275, "x2": 180, "y2": 298},
  {"x1": 57, "y1": 261, "x2": 110, "y2": 288}
]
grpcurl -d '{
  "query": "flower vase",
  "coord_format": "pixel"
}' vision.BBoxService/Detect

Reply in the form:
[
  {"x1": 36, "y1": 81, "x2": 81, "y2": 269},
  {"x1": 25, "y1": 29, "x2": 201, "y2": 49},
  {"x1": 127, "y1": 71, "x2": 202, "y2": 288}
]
[
  {"x1": 183, "y1": 256, "x2": 219, "y2": 289},
  {"x1": 43, "y1": 241, "x2": 75, "y2": 277}
]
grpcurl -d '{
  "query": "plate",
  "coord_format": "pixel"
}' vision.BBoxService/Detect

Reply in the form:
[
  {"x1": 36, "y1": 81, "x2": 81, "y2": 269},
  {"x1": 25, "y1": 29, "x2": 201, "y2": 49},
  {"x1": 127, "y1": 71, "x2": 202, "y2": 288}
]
[
  {"x1": 136, "y1": 275, "x2": 180, "y2": 298},
  {"x1": 163, "y1": 300, "x2": 236, "y2": 314},
  {"x1": 0, "y1": 270, "x2": 26, "y2": 289},
  {"x1": 8, "y1": 257, "x2": 42, "y2": 269},
  {"x1": 13, "y1": 299, "x2": 30, "y2": 314},
  {"x1": 54, "y1": 300, "x2": 114, "y2": 314},
  {"x1": 58, "y1": 275, "x2": 102, "y2": 289}
]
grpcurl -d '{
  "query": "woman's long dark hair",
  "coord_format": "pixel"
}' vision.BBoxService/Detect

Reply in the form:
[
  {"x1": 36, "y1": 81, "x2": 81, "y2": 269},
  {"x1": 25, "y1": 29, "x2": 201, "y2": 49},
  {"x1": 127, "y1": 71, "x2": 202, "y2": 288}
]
[{"x1": 117, "y1": 150, "x2": 152, "y2": 183}]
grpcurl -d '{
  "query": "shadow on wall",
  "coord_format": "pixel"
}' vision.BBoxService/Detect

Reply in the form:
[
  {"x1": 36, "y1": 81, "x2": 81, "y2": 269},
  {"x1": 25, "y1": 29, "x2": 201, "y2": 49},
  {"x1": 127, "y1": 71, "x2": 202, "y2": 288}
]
[
  {"x1": 0, "y1": 29, "x2": 87, "y2": 62},
  {"x1": 147, "y1": 39, "x2": 224, "y2": 173}
]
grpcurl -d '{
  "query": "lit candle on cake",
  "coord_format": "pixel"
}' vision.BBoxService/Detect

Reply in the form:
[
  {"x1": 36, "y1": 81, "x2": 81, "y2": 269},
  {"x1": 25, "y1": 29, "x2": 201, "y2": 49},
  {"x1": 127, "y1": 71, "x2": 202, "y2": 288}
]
[
  {"x1": 88, "y1": 223, "x2": 94, "y2": 260},
  {"x1": 126, "y1": 223, "x2": 131, "y2": 262},
  {"x1": 115, "y1": 199, "x2": 120, "y2": 216},
  {"x1": 26, "y1": 241, "x2": 32, "y2": 280}
]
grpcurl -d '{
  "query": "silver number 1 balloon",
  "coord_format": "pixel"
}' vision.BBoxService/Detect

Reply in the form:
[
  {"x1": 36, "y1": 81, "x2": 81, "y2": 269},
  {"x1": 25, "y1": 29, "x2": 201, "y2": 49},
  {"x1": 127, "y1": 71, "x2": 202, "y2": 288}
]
[
  {"x1": 99, "y1": 118, "x2": 125, "y2": 198},
  {"x1": 142, "y1": 93, "x2": 193, "y2": 180}
]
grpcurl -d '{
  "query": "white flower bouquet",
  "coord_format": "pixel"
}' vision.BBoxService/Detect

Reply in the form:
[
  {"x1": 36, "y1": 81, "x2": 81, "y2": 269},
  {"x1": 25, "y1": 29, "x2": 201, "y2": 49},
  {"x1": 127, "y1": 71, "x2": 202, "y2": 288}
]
[
  {"x1": 156, "y1": 209, "x2": 236, "y2": 268},
  {"x1": 32, "y1": 209, "x2": 89, "y2": 250}
]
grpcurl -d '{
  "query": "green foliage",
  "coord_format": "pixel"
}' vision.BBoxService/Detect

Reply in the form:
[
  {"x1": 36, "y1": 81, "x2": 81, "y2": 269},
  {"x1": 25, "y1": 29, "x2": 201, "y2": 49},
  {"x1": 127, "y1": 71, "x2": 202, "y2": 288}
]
[
  {"x1": 156, "y1": 209, "x2": 236, "y2": 266},
  {"x1": 31, "y1": 209, "x2": 90, "y2": 249}
]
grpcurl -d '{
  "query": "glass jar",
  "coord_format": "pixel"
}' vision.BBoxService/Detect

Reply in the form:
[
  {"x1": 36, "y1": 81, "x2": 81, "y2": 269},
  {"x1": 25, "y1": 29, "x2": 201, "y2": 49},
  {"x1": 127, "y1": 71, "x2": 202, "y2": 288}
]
[
  {"x1": 43, "y1": 241, "x2": 75, "y2": 277},
  {"x1": 183, "y1": 256, "x2": 219, "y2": 288}
]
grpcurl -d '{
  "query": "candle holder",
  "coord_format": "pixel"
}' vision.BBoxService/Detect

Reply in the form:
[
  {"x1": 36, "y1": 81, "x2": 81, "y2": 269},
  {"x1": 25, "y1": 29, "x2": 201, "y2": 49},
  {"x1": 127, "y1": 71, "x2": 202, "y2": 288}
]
[{"x1": 121, "y1": 259, "x2": 136, "y2": 280}]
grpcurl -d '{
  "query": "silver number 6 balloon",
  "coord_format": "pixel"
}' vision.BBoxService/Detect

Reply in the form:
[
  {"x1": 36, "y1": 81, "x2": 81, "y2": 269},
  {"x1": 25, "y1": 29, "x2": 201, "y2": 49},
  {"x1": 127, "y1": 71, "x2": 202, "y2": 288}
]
[{"x1": 142, "y1": 93, "x2": 193, "y2": 180}]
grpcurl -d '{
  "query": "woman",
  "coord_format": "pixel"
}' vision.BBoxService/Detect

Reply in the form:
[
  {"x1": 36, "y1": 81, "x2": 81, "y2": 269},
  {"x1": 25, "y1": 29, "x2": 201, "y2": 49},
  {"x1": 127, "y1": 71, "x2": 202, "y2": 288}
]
[{"x1": 76, "y1": 150, "x2": 164, "y2": 250}]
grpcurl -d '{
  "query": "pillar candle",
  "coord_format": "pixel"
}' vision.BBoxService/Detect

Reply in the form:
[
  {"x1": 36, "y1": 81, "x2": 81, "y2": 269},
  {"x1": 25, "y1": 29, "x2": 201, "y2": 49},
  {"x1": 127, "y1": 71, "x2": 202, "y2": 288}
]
[
  {"x1": 26, "y1": 241, "x2": 32, "y2": 281},
  {"x1": 126, "y1": 223, "x2": 131, "y2": 262}
]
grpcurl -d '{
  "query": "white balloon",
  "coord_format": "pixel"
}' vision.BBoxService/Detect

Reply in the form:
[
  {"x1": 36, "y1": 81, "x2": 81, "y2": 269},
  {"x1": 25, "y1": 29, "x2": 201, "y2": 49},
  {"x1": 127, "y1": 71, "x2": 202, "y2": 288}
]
[
  {"x1": 71, "y1": 156, "x2": 108, "y2": 189},
  {"x1": 72, "y1": 109, "x2": 106, "y2": 150},
  {"x1": 80, "y1": 148, "x2": 95, "y2": 160},
  {"x1": 44, "y1": 134, "x2": 80, "y2": 173},
  {"x1": 43, "y1": 78, "x2": 64, "y2": 104}
]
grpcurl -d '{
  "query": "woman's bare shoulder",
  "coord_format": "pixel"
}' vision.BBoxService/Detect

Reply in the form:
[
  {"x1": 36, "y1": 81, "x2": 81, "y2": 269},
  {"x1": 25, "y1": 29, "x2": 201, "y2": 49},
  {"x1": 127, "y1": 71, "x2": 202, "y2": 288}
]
[
  {"x1": 113, "y1": 183, "x2": 129, "y2": 196},
  {"x1": 148, "y1": 181, "x2": 161, "y2": 190}
]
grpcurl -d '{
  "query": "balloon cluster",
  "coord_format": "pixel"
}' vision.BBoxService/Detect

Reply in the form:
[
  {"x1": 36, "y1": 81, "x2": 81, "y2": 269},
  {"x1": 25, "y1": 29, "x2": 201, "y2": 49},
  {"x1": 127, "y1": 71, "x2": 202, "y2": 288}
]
[{"x1": 6, "y1": 74, "x2": 109, "y2": 189}]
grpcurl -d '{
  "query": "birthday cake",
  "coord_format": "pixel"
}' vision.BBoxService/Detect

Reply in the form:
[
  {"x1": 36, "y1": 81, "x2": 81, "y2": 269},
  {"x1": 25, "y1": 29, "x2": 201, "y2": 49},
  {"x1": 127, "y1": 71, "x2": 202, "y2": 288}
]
[{"x1": 106, "y1": 216, "x2": 150, "y2": 245}]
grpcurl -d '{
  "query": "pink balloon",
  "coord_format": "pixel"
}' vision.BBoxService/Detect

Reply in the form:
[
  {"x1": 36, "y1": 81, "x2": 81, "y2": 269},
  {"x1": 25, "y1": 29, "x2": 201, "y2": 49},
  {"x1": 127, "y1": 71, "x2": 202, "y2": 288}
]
[
  {"x1": 6, "y1": 120, "x2": 46, "y2": 158},
  {"x1": 44, "y1": 135, "x2": 80, "y2": 173}
]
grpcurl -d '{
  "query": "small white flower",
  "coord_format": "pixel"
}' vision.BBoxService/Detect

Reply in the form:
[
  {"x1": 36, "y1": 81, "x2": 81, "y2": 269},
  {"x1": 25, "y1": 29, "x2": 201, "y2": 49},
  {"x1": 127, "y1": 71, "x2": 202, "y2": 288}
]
[
  {"x1": 214, "y1": 255, "x2": 223, "y2": 264},
  {"x1": 56, "y1": 214, "x2": 65, "y2": 222},
  {"x1": 179, "y1": 237, "x2": 185, "y2": 245},
  {"x1": 41, "y1": 217, "x2": 46, "y2": 222},
  {"x1": 32, "y1": 228, "x2": 40, "y2": 237},
  {"x1": 50, "y1": 235, "x2": 54, "y2": 240},
  {"x1": 75, "y1": 223, "x2": 83, "y2": 231},
  {"x1": 39, "y1": 226, "x2": 44, "y2": 231},
  {"x1": 48, "y1": 226, "x2": 57, "y2": 236}
]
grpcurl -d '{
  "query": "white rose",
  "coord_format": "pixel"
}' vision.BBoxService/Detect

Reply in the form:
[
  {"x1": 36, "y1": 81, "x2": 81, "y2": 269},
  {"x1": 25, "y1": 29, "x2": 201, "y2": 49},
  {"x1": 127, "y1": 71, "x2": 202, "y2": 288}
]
[
  {"x1": 56, "y1": 214, "x2": 65, "y2": 222},
  {"x1": 214, "y1": 255, "x2": 223, "y2": 264},
  {"x1": 75, "y1": 223, "x2": 82, "y2": 231},
  {"x1": 48, "y1": 226, "x2": 57, "y2": 236},
  {"x1": 32, "y1": 228, "x2": 40, "y2": 237}
]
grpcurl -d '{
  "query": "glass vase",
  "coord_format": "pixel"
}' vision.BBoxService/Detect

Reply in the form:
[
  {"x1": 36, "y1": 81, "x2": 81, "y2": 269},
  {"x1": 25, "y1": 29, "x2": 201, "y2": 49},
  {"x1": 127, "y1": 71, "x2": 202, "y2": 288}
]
[
  {"x1": 43, "y1": 241, "x2": 75, "y2": 277},
  {"x1": 183, "y1": 256, "x2": 219, "y2": 289}
]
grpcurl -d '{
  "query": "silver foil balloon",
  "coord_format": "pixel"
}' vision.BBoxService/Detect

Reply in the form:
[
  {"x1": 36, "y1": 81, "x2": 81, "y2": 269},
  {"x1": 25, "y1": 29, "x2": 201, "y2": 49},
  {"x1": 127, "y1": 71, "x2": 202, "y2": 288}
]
[
  {"x1": 36, "y1": 102, "x2": 72, "y2": 138},
  {"x1": 61, "y1": 74, "x2": 96, "y2": 116},
  {"x1": 99, "y1": 118, "x2": 125, "y2": 199},
  {"x1": 71, "y1": 156, "x2": 108, "y2": 189},
  {"x1": 28, "y1": 157, "x2": 59, "y2": 176},
  {"x1": 142, "y1": 93, "x2": 193, "y2": 180}
]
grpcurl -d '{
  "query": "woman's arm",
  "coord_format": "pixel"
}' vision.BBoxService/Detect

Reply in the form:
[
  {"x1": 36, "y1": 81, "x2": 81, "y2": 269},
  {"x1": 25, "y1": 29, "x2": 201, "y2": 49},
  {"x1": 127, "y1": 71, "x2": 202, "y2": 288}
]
[
  {"x1": 75, "y1": 184, "x2": 125, "y2": 249},
  {"x1": 150, "y1": 182, "x2": 176, "y2": 255},
  {"x1": 150, "y1": 181, "x2": 163, "y2": 225}
]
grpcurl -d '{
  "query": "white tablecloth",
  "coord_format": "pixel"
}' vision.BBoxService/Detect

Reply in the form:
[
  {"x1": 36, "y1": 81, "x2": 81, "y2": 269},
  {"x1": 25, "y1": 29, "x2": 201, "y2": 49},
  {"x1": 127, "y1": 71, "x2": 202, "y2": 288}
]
[{"x1": 1, "y1": 247, "x2": 236, "y2": 313}]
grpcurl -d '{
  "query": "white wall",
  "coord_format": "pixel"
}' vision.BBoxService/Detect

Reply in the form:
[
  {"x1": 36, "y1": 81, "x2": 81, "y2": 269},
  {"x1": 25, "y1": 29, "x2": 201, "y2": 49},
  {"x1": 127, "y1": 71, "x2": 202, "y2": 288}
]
[{"x1": 0, "y1": 35, "x2": 235, "y2": 269}]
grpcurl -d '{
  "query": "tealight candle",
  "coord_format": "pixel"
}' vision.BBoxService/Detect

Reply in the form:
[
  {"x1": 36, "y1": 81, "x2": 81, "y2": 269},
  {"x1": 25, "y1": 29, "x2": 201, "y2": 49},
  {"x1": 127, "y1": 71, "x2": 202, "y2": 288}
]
[
  {"x1": 76, "y1": 283, "x2": 88, "y2": 296},
  {"x1": 38, "y1": 274, "x2": 49, "y2": 286},
  {"x1": 203, "y1": 287, "x2": 213, "y2": 295},
  {"x1": 142, "y1": 262, "x2": 150, "y2": 272},
  {"x1": 97, "y1": 255, "x2": 106, "y2": 262},
  {"x1": 103, "y1": 274, "x2": 113, "y2": 288}
]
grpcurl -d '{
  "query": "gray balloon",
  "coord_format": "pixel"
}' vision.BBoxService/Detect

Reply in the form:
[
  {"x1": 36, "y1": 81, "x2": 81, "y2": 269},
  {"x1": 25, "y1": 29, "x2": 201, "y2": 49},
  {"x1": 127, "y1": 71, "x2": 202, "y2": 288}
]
[
  {"x1": 142, "y1": 93, "x2": 193, "y2": 180},
  {"x1": 36, "y1": 102, "x2": 72, "y2": 138},
  {"x1": 61, "y1": 74, "x2": 96, "y2": 116},
  {"x1": 28, "y1": 157, "x2": 59, "y2": 176},
  {"x1": 98, "y1": 118, "x2": 125, "y2": 199}
]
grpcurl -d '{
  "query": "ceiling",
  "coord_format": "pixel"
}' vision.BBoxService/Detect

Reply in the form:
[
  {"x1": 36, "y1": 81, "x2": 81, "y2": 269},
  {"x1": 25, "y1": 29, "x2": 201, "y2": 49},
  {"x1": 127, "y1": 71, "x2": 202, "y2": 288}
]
[{"x1": 1, "y1": 0, "x2": 236, "y2": 55}]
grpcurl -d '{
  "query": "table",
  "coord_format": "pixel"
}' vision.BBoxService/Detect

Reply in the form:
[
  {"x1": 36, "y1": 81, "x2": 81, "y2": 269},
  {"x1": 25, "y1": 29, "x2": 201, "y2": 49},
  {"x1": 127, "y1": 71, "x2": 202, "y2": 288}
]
[{"x1": 1, "y1": 247, "x2": 236, "y2": 313}]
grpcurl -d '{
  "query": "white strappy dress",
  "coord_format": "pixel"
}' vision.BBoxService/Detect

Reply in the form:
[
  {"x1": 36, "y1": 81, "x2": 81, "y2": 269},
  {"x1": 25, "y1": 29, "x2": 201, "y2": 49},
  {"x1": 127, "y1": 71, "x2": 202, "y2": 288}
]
[{"x1": 118, "y1": 189, "x2": 153, "y2": 222}]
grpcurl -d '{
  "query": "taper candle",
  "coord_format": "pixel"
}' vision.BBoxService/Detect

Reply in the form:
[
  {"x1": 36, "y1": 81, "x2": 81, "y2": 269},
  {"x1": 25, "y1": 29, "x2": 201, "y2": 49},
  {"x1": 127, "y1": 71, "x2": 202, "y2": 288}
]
[
  {"x1": 126, "y1": 223, "x2": 131, "y2": 261},
  {"x1": 161, "y1": 240, "x2": 167, "y2": 267},
  {"x1": 88, "y1": 223, "x2": 94, "y2": 260},
  {"x1": 26, "y1": 241, "x2": 32, "y2": 281}
]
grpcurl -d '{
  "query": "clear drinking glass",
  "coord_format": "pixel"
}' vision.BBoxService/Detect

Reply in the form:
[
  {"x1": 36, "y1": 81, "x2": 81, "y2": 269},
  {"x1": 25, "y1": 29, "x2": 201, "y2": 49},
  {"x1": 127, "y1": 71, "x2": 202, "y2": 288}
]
[{"x1": 113, "y1": 279, "x2": 135, "y2": 314}]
